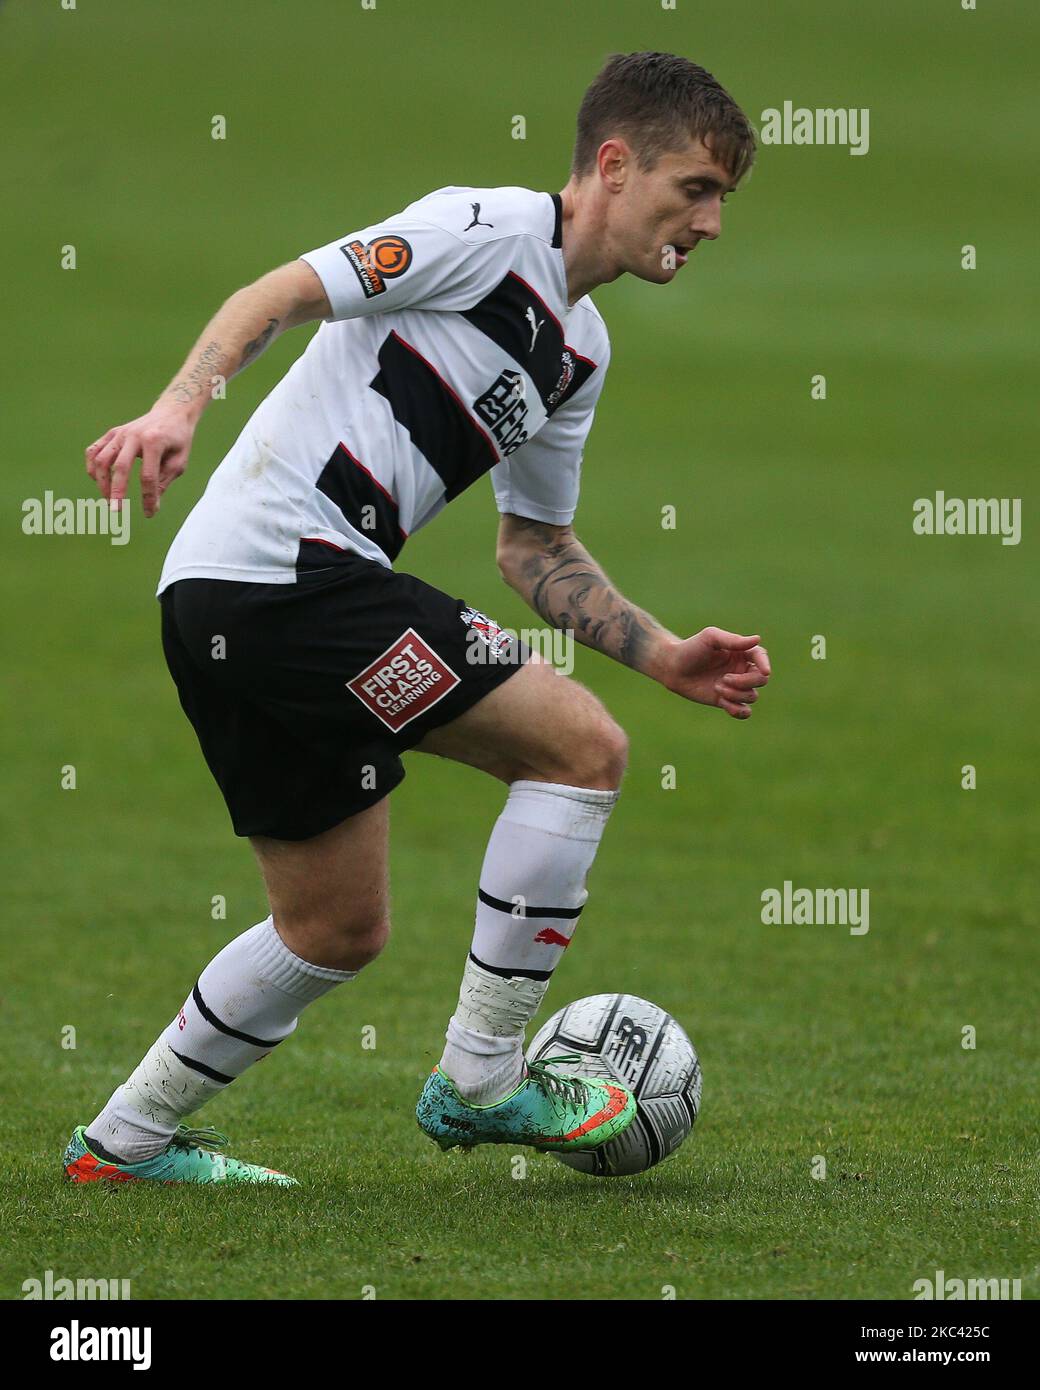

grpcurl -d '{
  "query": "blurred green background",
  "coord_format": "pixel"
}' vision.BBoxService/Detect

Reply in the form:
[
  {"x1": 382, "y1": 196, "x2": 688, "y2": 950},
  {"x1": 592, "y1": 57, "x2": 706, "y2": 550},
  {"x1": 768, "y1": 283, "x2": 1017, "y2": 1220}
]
[{"x1": 1, "y1": 0, "x2": 1037, "y2": 1299}]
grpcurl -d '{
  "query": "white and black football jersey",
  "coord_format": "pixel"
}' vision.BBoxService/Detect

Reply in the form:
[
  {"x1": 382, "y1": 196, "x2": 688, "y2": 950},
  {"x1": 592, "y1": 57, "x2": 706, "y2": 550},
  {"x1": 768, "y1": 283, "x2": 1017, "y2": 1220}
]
[{"x1": 157, "y1": 184, "x2": 610, "y2": 592}]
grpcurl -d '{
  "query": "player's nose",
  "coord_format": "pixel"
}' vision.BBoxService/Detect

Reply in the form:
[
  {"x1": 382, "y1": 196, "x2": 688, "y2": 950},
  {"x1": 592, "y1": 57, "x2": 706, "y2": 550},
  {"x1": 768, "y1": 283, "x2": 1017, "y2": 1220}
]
[
  {"x1": 691, "y1": 199, "x2": 723, "y2": 241},
  {"x1": 692, "y1": 213, "x2": 721, "y2": 241}
]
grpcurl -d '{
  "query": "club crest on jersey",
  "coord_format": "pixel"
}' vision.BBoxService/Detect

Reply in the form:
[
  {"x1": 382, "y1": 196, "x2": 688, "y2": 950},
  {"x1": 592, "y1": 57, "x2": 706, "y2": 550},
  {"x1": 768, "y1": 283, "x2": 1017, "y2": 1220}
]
[
  {"x1": 346, "y1": 628, "x2": 459, "y2": 732},
  {"x1": 547, "y1": 349, "x2": 575, "y2": 411},
  {"x1": 460, "y1": 605, "x2": 513, "y2": 660},
  {"x1": 473, "y1": 370, "x2": 529, "y2": 455},
  {"x1": 340, "y1": 234, "x2": 413, "y2": 299}
]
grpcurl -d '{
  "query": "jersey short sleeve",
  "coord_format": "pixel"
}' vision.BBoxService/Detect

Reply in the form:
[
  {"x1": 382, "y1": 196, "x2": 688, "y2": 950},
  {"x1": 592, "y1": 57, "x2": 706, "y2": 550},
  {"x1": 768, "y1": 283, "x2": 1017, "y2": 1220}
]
[
  {"x1": 300, "y1": 214, "x2": 502, "y2": 321},
  {"x1": 490, "y1": 347, "x2": 609, "y2": 525}
]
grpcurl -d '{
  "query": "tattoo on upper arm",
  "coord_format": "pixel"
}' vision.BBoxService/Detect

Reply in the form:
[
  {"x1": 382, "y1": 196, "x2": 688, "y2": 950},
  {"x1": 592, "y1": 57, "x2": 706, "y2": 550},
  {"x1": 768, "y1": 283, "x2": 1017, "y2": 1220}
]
[{"x1": 240, "y1": 317, "x2": 279, "y2": 369}]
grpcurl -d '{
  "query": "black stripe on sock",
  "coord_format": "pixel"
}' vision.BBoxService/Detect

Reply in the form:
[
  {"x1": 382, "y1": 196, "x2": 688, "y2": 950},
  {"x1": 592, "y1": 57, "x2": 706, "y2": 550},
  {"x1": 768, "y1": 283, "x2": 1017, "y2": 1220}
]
[
  {"x1": 192, "y1": 984, "x2": 282, "y2": 1050},
  {"x1": 477, "y1": 887, "x2": 584, "y2": 920},
  {"x1": 83, "y1": 1133, "x2": 131, "y2": 1165},
  {"x1": 170, "y1": 1048, "x2": 235, "y2": 1086},
  {"x1": 468, "y1": 950, "x2": 553, "y2": 983}
]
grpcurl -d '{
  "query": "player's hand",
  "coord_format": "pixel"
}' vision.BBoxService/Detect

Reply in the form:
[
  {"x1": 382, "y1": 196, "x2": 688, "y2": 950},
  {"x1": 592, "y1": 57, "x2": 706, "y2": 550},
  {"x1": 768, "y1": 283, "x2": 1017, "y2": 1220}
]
[
  {"x1": 651, "y1": 627, "x2": 771, "y2": 719},
  {"x1": 85, "y1": 403, "x2": 196, "y2": 518}
]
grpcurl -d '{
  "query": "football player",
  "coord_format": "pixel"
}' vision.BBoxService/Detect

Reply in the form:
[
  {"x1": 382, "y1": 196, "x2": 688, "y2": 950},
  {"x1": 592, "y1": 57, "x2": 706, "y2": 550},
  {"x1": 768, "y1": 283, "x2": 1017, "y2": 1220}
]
[{"x1": 67, "y1": 52, "x2": 768, "y2": 1183}]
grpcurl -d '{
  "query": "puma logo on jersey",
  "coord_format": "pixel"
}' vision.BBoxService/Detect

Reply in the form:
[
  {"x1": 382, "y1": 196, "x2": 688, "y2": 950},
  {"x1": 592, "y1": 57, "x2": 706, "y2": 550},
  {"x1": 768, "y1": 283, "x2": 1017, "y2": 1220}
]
[
  {"x1": 525, "y1": 306, "x2": 544, "y2": 351},
  {"x1": 464, "y1": 202, "x2": 494, "y2": 231}
]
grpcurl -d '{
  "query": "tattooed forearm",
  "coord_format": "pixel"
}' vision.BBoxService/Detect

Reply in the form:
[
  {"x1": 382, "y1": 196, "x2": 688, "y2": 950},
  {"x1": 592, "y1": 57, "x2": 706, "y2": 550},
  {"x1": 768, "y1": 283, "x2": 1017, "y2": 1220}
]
[
  {"x1": 240, "y1": 317, "x2": 279, "y2": 369},
  {"x1": 162, "y1": 313, "x2": 281, "y2": 410},
  {"x1": 165, "y1": 340, "x2": 227, "y2": 406},
  {"x1": 513, "y1": 528, "x2": 666, "y2": 673}
]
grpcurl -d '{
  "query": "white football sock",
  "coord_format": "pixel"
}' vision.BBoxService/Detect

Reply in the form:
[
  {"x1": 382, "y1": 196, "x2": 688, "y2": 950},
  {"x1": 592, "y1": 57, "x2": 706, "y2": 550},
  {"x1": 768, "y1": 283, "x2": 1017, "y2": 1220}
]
[
  {"x1": 439, "y1": 780, "x2": 618, "y2": 1103},
  {"x1": 442, "y1": 960, "x2": 549, "y2": 1104},
  {"x1": 86, "y1": 917, "x2": 355, "y2": 1162}
]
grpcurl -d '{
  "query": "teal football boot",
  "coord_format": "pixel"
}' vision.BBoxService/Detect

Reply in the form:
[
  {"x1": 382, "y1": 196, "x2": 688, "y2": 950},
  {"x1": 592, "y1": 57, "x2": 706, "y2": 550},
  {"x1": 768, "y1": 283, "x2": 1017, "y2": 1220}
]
[
  {"x1": 63, "y1": 1125, "x2": 298, "y2": 1185},
  {"x1": 417, "y1": 1054, "x2": 636, "y2": 1153}
]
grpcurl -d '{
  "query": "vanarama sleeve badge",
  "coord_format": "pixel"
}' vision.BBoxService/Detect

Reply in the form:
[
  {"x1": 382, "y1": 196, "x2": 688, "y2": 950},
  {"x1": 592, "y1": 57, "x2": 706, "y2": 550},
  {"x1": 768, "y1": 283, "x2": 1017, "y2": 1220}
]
[{"x1": 339, "y1": 234, "x2": 413, "y2": 299}]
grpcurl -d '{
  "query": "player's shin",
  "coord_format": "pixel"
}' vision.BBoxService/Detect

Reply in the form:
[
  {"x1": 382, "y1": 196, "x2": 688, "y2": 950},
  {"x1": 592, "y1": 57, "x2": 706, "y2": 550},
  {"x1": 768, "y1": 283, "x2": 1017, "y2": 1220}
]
[
  {"x1": 85, "y1": 916, "x2": 355, "y2": 1162},
  {"x1": 438, "y1": 780, "x2": 619, "y2": 1104}
]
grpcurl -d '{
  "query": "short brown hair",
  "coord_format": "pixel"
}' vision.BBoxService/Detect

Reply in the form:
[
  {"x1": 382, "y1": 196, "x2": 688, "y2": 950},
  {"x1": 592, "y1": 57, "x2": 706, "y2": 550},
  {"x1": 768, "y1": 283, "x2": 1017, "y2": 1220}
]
[{"x1": 572, "y1": 51, "x2": 756, "y2": 182}]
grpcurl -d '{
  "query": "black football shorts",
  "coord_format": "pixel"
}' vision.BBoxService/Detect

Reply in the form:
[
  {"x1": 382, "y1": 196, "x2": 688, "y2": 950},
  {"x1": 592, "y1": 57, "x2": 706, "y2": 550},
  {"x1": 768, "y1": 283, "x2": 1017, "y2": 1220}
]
[{"x1": 159, "y1": 544, "x2": 530, "y2": 840}]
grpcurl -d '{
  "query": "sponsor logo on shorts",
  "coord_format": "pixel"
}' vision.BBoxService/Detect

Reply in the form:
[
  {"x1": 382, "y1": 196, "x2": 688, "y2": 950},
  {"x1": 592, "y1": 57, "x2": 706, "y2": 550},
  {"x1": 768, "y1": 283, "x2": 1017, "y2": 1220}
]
[
  {"x1": 339, "y1": 234, "x2": 413, "y2": 299},
  {"x1": 346, "y1": 628, "x2": 460, "y2": 732}
]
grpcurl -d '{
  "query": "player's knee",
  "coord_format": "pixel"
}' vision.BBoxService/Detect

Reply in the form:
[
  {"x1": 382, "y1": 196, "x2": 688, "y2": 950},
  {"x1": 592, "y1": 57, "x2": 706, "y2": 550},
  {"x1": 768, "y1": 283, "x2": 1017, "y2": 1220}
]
[
  {"x1": 278, "y1": 909, "x2": 390, "y2": 973},
  {"x1": 337, "y1": 911, "x2": 390, "y2": 970},
  {"x1": 538, "y1": 704, "x2": 628, "y2": 789},
  {"x1": 526, "y1": 672, "x2": 628, "y2": 789},
  {"x1": 574, "y1": 715, "x2": 628, "y2": 790}
]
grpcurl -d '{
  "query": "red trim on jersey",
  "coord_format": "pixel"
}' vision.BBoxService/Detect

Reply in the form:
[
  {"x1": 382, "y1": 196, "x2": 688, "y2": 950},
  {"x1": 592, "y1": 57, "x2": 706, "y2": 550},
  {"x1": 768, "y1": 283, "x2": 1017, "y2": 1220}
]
[
  {"x1": 321, "y1": 442, "x2": 410, "y2": 545},
  {"x1": 299, "y1": 537, "x2": 347, "y2": 552},
  {"x1": 338, "y1": 441, "x2": 401, "y2": 515}
]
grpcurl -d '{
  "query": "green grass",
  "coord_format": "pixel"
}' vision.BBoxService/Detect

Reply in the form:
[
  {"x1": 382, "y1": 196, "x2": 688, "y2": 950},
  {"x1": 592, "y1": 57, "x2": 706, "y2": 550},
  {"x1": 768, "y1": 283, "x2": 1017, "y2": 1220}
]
[{"x1": 2, "y1": 0, "x2": 1037, "y2": 1299}]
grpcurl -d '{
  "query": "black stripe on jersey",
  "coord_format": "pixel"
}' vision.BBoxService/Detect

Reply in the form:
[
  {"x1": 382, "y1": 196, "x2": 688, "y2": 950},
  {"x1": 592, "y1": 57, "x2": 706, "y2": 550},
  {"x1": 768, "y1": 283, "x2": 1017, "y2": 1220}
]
[
  {"x1": 549, "y1": 192, "x2": 563, "y2": 249},
  {"x1": 468, "y1": 950, "x2": 553, "y2": 983},
  {"x1": 315, "y1": 442, "x2": 407, "y2": 561},
  {"x1": 460, "y1": 271, "x2": 563, "y2": 412},
  {"x1": 477, "y1": 886, "x2": 584, "y2": 920},
  {"x1": 459, "y1": 272, "x2": 599, "y2": 417},
  {"x1": 370, "y1": 331, "x2": 497, "y2": 500},
  {"x1": 191, "y1": 983, "x2": 282, "y2": 1050}
]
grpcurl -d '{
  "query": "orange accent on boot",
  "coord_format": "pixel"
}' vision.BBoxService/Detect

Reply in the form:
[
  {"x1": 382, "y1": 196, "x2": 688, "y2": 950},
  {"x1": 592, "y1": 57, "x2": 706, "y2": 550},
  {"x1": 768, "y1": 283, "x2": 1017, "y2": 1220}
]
[
  {"x1": 541, "y1": 1084, "x2": 631, "y2": 1144},
  {"x1": 65, "y1": 1152, "x2": 138, "y2": 1183}
]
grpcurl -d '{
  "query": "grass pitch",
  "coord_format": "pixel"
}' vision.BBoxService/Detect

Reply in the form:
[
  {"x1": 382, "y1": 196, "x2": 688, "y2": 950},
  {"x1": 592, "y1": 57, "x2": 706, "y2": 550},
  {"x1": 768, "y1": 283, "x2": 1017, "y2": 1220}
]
[{"x1": 2, "y1": 0, "x2": 1037, "y2": 1299}]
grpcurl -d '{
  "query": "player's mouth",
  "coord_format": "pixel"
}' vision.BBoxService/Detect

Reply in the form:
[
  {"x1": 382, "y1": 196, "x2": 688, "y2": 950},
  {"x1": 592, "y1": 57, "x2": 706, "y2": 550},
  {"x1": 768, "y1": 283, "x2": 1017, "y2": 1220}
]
[{"x1": 672, "y1": 242, "x2": 696, "y2": 266}]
